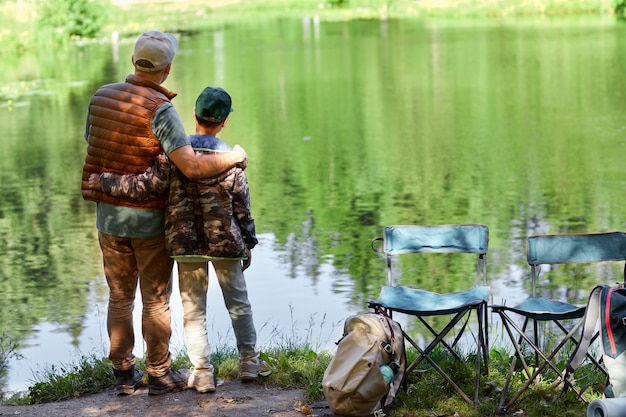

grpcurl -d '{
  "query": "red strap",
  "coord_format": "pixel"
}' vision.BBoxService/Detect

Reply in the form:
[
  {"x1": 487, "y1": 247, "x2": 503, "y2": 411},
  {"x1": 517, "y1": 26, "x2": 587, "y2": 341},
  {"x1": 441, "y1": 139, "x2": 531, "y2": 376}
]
[{"x1": 606, "y1": 287, "x2": 617, "y2": 355}]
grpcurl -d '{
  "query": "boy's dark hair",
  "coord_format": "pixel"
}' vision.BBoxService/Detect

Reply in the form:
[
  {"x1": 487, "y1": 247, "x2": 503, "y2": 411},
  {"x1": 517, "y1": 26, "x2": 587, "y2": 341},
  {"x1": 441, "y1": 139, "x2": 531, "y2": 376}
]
[{"x1": 195, "y1": 115, "x2": 223, "y2": 129}]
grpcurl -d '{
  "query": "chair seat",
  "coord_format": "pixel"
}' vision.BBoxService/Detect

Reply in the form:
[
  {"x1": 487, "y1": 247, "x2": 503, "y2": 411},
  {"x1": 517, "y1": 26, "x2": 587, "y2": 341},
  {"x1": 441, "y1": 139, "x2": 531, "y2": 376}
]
[
  {"x1": 373, "y1": 285, "x2": 489, "y2": 316},
  {"x1": 492, "y1": 297, "x2": 585, "y2": 321}
]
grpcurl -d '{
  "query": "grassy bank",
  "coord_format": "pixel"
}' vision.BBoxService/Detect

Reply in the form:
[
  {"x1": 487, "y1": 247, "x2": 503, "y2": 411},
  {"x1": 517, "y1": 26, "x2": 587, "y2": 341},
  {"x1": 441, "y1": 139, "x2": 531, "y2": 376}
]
[
  {"x1": 0, "y1": 341, "x2": 604, "y2": 417},
  {"x1": 0, "y1": 0, "x2": 621, "y2": 55}
]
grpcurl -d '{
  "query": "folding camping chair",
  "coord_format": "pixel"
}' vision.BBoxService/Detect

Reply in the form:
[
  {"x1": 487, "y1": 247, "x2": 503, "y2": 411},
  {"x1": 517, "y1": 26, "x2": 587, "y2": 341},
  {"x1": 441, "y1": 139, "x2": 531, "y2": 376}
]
[
  {"x1": 367, "y1": 224, "x2": 490, "y2": 406},
  {"x1": 491, "y1": 232, "x2": 626, "y2": 413}
]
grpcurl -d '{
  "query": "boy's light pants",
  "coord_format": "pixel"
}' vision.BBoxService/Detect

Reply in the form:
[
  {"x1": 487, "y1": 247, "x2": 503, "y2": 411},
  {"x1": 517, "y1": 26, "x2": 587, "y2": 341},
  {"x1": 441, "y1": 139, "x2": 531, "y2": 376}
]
[{"x1": 177, "y1": 260, "x2": 257, "y2": 370}]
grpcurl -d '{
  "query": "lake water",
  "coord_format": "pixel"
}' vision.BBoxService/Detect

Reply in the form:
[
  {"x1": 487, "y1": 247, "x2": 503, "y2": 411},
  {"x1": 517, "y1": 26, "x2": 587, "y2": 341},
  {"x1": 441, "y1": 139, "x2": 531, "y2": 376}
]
[{"x1": 2, "y1": 16, "x2": 626, "y2": 394}]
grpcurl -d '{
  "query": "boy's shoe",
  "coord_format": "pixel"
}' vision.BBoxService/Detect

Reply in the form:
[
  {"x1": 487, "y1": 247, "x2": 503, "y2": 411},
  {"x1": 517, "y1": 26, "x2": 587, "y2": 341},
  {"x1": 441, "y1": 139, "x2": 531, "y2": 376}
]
[
  {"x1": 113, "y1": 365, "x2": 144, "y2": 395},
  {"x1": 148, "y1": 368, "x2": 190, "y2": 395},
  {"x1": 240, "y1": 355, "x2": 271, "y2": 382},
  {"x1": 188, "y1": 368, "x2": 216, "y2": 393}
]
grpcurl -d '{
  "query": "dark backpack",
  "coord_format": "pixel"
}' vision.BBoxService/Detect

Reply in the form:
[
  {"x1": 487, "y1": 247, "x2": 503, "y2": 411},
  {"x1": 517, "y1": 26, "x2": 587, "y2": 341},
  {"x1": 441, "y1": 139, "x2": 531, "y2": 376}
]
[{"x1": 566, "y1": 284, "x2": 626, "y2": 398}]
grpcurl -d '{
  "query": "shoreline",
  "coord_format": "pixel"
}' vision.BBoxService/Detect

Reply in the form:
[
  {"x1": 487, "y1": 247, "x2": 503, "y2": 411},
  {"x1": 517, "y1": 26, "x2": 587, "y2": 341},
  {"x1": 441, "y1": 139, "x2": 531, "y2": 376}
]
[{"x1": 0, "y1": 379, "x2": 322, "y2": 417}]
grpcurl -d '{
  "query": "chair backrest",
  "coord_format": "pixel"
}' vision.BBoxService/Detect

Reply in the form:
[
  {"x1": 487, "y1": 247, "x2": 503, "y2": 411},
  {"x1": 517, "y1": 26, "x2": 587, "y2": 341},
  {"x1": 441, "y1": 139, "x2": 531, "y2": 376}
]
[
  {"x1": 526, "y1": 232, "x2": 626, "y2": 297},
  {"x1": 381, "y1": 224, "x2": 489, "y2": 286}
]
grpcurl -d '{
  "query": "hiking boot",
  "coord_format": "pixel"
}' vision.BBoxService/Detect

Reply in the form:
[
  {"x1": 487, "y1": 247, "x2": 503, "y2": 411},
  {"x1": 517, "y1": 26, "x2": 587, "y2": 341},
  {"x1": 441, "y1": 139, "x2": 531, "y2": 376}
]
[
  {"x1": 188, "y1": 368, "x2": 216, "y2": 393},
  {"x1": 240, "y1": 355, "x2": 271, "y2": 382},
  {"x1": 113, "y1": 365, "x2": 144, "y2": 395},
  {"x1": 148, "y1": 368, "x2": 190, "y2": 395}
]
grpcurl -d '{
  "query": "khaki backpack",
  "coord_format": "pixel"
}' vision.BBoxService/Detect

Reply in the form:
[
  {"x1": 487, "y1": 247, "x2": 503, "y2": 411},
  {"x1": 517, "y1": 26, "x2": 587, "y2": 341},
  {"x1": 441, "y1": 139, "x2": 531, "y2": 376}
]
[{"x1": 322, "y1": 313, "x2": 406, "y2": 416}]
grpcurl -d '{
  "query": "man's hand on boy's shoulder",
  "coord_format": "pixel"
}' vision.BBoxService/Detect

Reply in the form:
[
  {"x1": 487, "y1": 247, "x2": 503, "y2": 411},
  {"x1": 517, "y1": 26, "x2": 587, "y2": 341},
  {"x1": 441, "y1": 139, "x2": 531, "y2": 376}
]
[{"x1": 233, "y1": 145, "x2": 248, "y2": 169}]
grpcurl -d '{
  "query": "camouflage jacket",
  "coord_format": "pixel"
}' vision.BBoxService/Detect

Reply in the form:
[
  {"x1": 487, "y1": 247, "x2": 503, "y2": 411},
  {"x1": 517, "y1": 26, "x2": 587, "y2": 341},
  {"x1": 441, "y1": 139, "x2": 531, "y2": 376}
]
[{"x1": 97, "y1": 134, "x2": 257, "y2": 260}]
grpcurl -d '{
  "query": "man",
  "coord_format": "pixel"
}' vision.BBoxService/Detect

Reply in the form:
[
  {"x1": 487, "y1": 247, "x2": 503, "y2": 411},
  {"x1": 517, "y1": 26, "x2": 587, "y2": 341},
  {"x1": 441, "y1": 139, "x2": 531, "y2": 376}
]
[{"x1": 81, "y1": 31, "x2": 247, "y2": 396}]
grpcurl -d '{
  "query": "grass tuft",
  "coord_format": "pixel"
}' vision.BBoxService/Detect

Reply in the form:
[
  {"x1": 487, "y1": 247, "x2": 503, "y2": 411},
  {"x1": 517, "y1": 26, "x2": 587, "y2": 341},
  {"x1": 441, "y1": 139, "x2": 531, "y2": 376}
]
[{"x1": 7, "y1": 355, "x2": 114, "y2": 405}]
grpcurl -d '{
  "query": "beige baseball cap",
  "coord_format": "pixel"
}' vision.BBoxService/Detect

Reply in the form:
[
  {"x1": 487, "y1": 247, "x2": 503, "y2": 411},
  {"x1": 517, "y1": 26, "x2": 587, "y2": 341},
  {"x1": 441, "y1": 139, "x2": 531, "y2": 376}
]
[{"x1": 133, "y1": 31, "x2": 178, "y2": 72}]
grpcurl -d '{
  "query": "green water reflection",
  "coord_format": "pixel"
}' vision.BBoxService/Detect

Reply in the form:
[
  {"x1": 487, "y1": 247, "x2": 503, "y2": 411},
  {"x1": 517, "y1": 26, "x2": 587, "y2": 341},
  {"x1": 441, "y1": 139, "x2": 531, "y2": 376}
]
[{"x1": 2, "y1": 17, "x2": 626, "y2": 390}]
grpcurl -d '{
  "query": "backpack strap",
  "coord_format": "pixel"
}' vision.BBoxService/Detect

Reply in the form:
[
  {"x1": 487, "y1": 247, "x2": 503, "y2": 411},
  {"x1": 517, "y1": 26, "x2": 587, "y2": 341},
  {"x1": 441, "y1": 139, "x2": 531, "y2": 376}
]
[
  {"x1": 375, "y1": 311, "x2": 399, "y2": 358},
  {"x1": 565, "y1": 285, "x2": 606, "y2": 375},
  {"x1": 373, "y1": 312, "x2": 407, "y2": 411}
]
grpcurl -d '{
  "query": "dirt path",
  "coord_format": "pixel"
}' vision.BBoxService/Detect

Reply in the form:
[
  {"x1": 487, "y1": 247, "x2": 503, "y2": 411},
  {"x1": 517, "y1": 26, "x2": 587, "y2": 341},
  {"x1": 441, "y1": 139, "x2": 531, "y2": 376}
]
[{"x1": 0, "y1": 380, "x2": 334, "y2": 417}]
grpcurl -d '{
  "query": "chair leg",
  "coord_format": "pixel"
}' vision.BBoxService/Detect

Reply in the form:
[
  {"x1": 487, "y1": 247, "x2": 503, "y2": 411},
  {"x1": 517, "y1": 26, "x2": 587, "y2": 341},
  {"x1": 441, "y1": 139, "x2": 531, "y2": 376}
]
[
  {"x1": 409, "y1": 311, "x2": 469, "y2": 372},
  {"x1": 552, "y1": 324, "x2": 607, "y2": 379},
  {"x1": 497, "y1": 314, "x2": 530, "y2": 413},
  {"x1": 403, "y1": 330, "x2": 475, "y2": 405},
  {"x1": 481, "y1": 304, "x2": 490, "y2": 376},
  {"x1": 474, "y1": 304, "x2": 489, "y2": 405},
  {"x1": 472, "y1": 318, "x2": 482, "y2": 405},
  {"x1": 497, "y1": 313, "x2": 590, "y2": 412},
  {"x1": 508, "y1": 321, "x2": 588, "y2": 408},
  {"x1": 416, "y1": 316, "x2": 463, "y2": 361},
  {"x1": 402, "y1": 307, "x2": 487, "y2": 406}
]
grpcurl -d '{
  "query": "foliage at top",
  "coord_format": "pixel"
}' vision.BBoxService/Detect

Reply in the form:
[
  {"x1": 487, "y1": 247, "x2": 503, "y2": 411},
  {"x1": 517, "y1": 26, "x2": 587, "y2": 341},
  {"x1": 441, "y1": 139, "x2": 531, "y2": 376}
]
[{"x1": 36, "y1": 0, "x2": 107, "y2": 40}]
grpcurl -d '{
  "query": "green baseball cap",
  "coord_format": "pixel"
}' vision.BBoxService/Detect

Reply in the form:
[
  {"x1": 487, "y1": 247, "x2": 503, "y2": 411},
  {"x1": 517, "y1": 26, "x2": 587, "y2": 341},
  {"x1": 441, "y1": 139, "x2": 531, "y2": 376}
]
[{"x1": 195, "y1": 87, "x2": 233, "y2": 123}]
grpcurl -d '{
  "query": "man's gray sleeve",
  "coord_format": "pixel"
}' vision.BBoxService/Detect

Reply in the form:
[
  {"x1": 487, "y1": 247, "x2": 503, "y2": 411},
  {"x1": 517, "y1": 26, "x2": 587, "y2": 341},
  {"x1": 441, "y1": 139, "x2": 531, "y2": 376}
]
[{"x1": 153, "y1": 103, "x2": 191, "y2": 154}]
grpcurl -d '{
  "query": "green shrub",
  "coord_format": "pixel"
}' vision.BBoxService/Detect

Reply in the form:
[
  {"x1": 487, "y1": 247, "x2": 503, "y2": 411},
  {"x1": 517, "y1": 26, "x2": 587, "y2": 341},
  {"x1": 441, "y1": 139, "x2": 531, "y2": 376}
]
[{"x1": 36, "y1": 0, "x2": 107, "y2": 39}]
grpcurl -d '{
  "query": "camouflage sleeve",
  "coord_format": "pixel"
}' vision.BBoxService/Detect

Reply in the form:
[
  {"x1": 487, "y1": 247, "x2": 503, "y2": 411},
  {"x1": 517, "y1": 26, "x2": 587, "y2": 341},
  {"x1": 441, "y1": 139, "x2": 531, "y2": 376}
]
[
  {"x1": 99, "y1": 152, "x2": 171, "y2": 200},
  {"x1": 232, "y1": 168, "x2": 258, "y2": 249}
]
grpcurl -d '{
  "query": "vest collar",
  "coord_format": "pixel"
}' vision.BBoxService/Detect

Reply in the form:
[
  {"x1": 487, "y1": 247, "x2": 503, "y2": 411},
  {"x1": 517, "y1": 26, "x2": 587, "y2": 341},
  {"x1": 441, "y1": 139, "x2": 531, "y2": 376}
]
[{"x1": 125, "y1": 74, "x2": 178, "y2": 100}]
